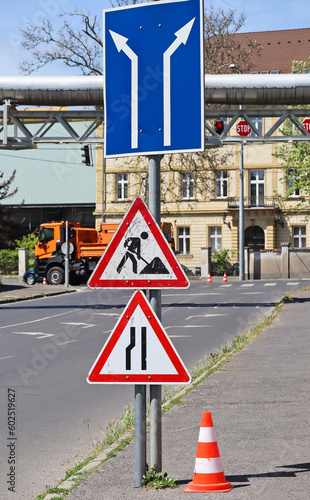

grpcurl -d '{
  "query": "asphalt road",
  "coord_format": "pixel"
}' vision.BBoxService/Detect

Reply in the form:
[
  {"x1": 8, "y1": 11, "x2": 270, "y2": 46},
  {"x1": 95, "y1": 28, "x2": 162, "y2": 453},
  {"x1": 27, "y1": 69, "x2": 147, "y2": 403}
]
[{"x1": 0, "y1": 279, "x2": 308, "y2": 499}]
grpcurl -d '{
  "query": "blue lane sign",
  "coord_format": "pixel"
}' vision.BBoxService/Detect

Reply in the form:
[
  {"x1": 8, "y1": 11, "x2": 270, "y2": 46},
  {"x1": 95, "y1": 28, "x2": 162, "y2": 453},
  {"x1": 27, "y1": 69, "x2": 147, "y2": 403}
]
[{"x1": 103, "y1": 0, "x2": 204, "y2": 158}]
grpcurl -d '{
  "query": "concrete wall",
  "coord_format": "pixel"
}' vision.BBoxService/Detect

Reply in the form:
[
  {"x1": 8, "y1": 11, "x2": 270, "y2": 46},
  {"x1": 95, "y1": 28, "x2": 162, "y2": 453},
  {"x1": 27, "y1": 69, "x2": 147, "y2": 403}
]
[{"x1": 246, "y1": 246, "x2": 310, "y2": 279}]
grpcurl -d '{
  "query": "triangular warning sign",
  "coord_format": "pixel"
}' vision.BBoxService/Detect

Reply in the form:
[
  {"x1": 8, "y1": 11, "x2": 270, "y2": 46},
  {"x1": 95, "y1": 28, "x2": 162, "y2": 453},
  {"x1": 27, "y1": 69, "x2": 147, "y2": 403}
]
[
  {"x1": 87, "y1": 291, "x2": 191, "y2": 385},
  {"x1": 88, "y1": 197, "x2": 189, "y2": 289}
]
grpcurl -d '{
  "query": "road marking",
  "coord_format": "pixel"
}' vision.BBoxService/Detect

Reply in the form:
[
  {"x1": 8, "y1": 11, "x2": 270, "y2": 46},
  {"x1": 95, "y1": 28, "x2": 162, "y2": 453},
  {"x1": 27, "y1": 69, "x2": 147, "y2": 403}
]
[
  {"x1": 60, "y1": 322, "x2": 95, "y2": 329},
  {"x1": 94, "y1": 313, "x2": 120, "y2": 316},
  {"x1": 56, "y1": 340, "x2": 77, "y2": 346},
  {"x1": 0, "y1": 309, "x2": 76, "y2": 330},
  {"x1": 219, "y1": 284, "x2": 233, "y2": 287},
  {"x1": 169, "y1": 335, "x2": 192, "y2": 338},
  {"x1": 286, "y1": 282, "x2": 299, "y2": 286},
  {"x1": 13, "y1": 332, "x2": 54, "y2": 339},
  {"x1": 0, "y1": 355, "x2": 15, "y2": 360},
  {"x1": 165, "y1": 325, "x2": 211, "y2": 329},
  {"x1": 162, "y1": 293, "x2": 224, "y2": 296},
  {"x1": 263, "y1": 283, "x2": 276, "y2": 286},
  {"x1": 242, "y1": 292, "x2": 263, "y2": 295},
  {"x1": 241, "y1": 284, "x2": 254, "y2": 287},
  {"x1": 185, "y1": 313, "x2": 227, "y2": 320}
]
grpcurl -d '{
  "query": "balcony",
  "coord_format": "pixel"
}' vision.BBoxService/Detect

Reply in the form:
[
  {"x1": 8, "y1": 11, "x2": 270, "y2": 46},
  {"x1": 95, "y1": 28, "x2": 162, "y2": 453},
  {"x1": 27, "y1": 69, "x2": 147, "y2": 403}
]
[{"x1": 227, "y1": 196, "x2": 278, "y2": 209}]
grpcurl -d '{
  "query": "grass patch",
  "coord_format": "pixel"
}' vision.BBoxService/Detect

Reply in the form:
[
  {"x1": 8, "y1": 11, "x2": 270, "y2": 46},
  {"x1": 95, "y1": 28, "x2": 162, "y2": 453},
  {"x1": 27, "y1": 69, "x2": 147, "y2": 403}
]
[{"x1": 142, "y1": 464, "x2": 177, "y2": 489}]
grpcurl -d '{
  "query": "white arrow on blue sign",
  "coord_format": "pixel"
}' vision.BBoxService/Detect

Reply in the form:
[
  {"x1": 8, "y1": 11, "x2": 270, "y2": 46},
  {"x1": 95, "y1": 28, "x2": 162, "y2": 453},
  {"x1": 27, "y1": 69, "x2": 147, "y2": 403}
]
[{"x1": 103, "y1": 0, "x2": 204, "y2": 158}]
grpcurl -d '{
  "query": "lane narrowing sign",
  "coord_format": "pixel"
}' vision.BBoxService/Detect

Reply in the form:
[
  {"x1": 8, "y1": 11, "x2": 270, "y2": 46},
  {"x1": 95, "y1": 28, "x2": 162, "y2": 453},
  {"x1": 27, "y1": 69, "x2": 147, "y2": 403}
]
[{"x1": 87, "y1": 290, "x2": 191, "y2": 384}]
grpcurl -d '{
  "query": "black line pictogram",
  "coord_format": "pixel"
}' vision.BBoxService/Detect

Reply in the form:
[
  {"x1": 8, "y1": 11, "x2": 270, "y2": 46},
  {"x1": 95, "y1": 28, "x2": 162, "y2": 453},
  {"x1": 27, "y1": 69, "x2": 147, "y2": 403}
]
[
  {"x1": 126, "y1": 327, "x2": 136, "y2": 370},
  {"x1": 116, "y1": 231, "x2": 169, "y2": 275},
  {"x1": 125, "y1": 326, "x2": 147, "y2": 371}
]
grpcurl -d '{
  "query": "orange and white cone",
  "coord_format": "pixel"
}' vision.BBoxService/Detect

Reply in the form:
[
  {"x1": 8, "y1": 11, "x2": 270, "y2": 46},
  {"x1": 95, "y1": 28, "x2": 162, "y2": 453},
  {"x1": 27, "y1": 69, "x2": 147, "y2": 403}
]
[
  {"x1": 223, "y1": 272, "x2": 228, "y2": 283},
  {"x1": 184, "y1": 412, "x2": 233, "y2": 493},
  {"x1": 43, "y1": 277, "x2": 47, "y2": 285},
  {"x1": 207, "y1": 273, "x2": 212, "y2": 284}
]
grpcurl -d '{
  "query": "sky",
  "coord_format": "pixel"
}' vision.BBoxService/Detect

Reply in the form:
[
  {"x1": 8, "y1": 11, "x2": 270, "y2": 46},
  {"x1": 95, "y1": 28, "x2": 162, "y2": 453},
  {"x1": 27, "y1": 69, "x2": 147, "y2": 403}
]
[{"x1": 0, "y1": 0, "x2": 310, "y2": 76}]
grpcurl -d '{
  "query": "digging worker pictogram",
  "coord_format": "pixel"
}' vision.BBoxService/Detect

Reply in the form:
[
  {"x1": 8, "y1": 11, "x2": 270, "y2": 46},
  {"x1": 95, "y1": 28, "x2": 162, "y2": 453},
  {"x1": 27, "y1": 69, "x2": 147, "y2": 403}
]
[{"x1": 116, "y1": 231, "x2": 169, "y2": 275}]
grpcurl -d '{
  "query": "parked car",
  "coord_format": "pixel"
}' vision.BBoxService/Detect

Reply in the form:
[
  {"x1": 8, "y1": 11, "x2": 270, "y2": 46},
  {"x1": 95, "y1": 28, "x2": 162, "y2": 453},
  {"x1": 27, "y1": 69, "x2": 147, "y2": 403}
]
[{"x1": 23, "y1": 269, "x2": 43, "y2": 285}]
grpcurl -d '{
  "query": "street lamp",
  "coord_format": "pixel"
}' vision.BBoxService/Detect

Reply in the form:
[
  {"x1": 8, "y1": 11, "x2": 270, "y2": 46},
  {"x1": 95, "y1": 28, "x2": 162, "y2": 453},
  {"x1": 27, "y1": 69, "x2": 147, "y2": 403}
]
[{"x1": 230, "y1": 63, "x2": 245, "y2": 280}]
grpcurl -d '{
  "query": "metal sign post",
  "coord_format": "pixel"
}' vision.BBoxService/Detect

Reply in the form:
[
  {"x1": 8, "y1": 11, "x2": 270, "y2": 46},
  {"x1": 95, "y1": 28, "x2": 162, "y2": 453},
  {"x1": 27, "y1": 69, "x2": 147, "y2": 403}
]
[{"x1": 148, "y1": 154, "x2": 162, "y2": 471}]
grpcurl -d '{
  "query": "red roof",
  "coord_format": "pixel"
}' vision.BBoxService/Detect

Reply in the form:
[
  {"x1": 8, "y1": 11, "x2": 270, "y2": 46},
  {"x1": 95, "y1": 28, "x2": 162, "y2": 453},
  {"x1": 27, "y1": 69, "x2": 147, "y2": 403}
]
[{"x1": 232, "y1": 28, "x2": 310, "y2": 73}]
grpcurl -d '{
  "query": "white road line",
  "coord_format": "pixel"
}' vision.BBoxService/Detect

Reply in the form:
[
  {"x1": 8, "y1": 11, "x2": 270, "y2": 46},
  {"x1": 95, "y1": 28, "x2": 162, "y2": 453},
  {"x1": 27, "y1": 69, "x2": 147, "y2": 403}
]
[
  {"x1": 0, "y1": 355, "x2": 15, "y2": 360},
  {"x1": 242, "y1": 291, "x2": 263, "y2": 294},
  {"x1": 263, "y1": 283, "x2": 276, "y2": 286},
  {"x1": 162, "y1": 293, "x2": 224, "y2": 296},
  {"x1": 56, "y1": 340, "x2": 77, "y2": 346},
  {"x1": 94, "y1": 313, "x2": 120, "y2": 316},
  {"x1": 219, "y1": 284, "x2": 233, "y2": 287},
  {"x1": 241, "y1": 284, "x2": 254, "y2": 287},
  {"x1": 165, "y1": 325, "x2": 211, "y2": 329},
  {"x1": 0, "y1": 309, "x2": 76, "y2": 330},
  {"x1": 286, "y1": 282, "x2": 299, "y2": 286},
  {"x1": 185, "y1": 313, "x2": 227, "y2": 320},
  {"x1": 60, "y1": 322, "x2": 95, "y2": 329},
  {"x1": 13, "y1": 332, "x2": 55, "y2": 339},
  {"x1": 169, "y1": 335, "x2": 192, "y2": 338}
]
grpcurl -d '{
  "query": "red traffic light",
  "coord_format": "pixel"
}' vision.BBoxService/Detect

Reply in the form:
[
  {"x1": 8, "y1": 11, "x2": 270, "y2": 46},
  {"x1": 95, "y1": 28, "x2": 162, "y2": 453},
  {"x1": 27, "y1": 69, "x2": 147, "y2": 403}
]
[{"x1": 214, "y1": 119, "x2": 224, "y2": 135}]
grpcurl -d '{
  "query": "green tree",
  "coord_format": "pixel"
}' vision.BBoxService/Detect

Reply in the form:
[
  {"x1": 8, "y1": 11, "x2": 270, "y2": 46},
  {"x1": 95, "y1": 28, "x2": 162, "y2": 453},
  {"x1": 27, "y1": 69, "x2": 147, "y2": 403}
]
[
  {"x1": 273, "y1": 59, "x2": 310, "y2": 211},
  {"x1": 0, "y1": 170, "x2": 24, "y2": 249}
]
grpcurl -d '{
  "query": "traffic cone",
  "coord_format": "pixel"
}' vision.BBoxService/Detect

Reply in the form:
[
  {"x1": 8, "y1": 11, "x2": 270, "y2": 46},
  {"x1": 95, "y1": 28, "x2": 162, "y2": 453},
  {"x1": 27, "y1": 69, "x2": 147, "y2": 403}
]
[
  {"x1": 207, "y1": 273, "x2": 212, "y2": 283},
  {"x1": 43, "y1": 277, "x2": 47, "y2": 285},
  {"x1": 184, "y1": 412, "x2": 233, "y2": 493},
  {"x1": 223, "y1": 272, "x2": 228, "y2": 283}
]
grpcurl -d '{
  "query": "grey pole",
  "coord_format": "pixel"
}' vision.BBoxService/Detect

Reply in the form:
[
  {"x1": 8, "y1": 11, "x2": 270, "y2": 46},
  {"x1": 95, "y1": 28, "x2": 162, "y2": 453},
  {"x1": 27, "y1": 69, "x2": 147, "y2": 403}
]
[
  {"x1": 135, "y1": 385, "x2": 146, "y2": 487},
  {"x1": 230, "y1": 64, "x2": 245, "y2": 281},
  {"x1": 239, "y1": 135, "x2": 245, "y2": 281},
  {"x1": 148, "y1": 154, "x2": 162, "y2": 471},
  {"x1": 65, "y1": 221, "x2": 69, "y2": 287}
]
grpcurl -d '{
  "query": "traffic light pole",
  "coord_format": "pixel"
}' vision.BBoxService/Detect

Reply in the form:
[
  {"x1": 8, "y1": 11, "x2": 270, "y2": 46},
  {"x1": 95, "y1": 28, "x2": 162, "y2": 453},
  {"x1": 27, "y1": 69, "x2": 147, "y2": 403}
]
[{"x1": 239, "y1": 104, "x2": 245, "y2": 281}]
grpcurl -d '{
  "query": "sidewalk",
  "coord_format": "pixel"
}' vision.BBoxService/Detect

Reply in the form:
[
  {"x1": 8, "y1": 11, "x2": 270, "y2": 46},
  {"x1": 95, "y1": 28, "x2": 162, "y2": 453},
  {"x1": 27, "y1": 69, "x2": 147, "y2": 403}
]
[
  {"x1": 64, "y1": 291, "x2": 310, "y2": 500},
  {"x1": 0, "y1": 279, "x2": 77, "y2": 304}
]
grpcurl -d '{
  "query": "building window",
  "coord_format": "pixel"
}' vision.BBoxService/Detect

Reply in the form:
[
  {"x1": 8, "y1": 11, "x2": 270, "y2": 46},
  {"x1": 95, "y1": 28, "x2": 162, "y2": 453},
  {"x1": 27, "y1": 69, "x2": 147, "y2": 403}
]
[
  {"x1": 250, "y1": 170, "x2": 264, "y2": 206},
  {"x1": 116, "y1": 173, "x2": 128, "y2": 200},
  {"x1": 250, "y1": 117, "x2": 263, "y2": 137},
  {"x1": 293, "y1": 226, "x2": 306, "y2": 248},
  {"x1": 178, "y1": 227, "x2": 190, "y2": 254},
  {"x1": 181, "y1": 172, "x2": 194, "y2": 199},
  {"x1": 287, "y1": 169, "x2": 300, "y2": 197},
  {"x1": 215, "y1": 170, "x2": 228, "y2": 198},
  {"x1": 209, "y1": 226, "x2": 222, "y2": 251}
]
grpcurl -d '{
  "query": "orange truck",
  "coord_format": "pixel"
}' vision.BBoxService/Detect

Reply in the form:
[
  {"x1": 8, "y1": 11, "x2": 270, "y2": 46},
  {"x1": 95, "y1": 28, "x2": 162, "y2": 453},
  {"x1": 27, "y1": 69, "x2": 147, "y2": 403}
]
[{"x1": 34, "y1": 220, "x2": 175, "y2": 285}]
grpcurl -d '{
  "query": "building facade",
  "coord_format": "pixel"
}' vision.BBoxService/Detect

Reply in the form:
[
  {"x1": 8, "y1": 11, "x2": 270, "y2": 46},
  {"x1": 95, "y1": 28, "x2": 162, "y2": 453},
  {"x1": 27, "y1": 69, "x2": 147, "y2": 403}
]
[{"x1": 94, "y1": 28, "x2": 310, "y2": 273}]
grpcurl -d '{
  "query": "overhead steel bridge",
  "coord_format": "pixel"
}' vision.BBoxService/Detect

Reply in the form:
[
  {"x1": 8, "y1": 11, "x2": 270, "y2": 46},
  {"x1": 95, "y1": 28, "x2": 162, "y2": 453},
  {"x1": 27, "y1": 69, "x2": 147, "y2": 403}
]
[{"x1": 1, "y1": 74, "x2": 310, "y2": 149}]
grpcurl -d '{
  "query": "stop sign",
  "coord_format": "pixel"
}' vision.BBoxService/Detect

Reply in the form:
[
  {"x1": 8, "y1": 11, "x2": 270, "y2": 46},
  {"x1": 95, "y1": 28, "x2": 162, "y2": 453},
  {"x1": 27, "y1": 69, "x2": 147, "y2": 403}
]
[
  {"x1": 302, "y1": 118, "x2": 310, "y2": 132},
  {"x1": 236, "y1": 120, "x2": 251, "y2": 136}
]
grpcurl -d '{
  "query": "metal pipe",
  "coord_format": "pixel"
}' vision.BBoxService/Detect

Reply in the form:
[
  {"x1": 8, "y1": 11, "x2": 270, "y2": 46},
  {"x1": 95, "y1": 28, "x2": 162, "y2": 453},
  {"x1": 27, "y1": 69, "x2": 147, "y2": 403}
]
[{"x1": 2, "y1": 74, "x2": 310, "y2": 105}]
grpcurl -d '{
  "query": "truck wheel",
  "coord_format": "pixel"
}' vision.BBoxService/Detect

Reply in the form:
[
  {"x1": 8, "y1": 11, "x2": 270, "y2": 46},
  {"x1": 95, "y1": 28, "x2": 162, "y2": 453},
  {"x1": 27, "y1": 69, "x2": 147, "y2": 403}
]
[{"x1": 47, "y1": 267, "x2": 65, "y2": 285}]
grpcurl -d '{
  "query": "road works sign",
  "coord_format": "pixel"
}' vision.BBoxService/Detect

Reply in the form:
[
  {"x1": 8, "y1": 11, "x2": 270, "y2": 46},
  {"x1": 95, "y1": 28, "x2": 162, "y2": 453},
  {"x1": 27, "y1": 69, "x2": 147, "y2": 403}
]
[
  {"x1": 103, "y1": 0, "x2": 204, "y2": 157},
  {"x1": 87, "y1": 291, "x2": 191, "y2": 384},
  {"x1": 87, "y1": 197, "x2": 189, "y2": 289}
]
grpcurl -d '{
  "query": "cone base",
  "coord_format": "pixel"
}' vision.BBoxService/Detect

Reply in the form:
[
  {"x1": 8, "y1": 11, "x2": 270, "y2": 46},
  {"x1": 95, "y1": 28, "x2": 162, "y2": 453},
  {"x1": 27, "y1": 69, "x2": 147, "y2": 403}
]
[{"x1": 184, "y1": 480, "x2": 233, "y2": 493}]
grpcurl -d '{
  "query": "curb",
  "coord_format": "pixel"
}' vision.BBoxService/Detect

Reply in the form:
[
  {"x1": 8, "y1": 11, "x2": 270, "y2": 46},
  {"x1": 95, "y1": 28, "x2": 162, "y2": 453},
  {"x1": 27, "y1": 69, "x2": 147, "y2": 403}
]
[{"x1": 0, "y1": 288, "x2": 77, "y2": 304}]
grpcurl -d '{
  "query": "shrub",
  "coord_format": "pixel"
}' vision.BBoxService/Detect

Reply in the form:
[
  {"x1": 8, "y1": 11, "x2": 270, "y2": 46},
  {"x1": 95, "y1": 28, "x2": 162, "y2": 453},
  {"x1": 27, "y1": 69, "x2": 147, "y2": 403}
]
[
  {"x1": 0, "y1": 249, "x2": 18, "y2": 274},
  {"x1": 212, "y1": 249, "x2": 231, "y2": 275}
]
